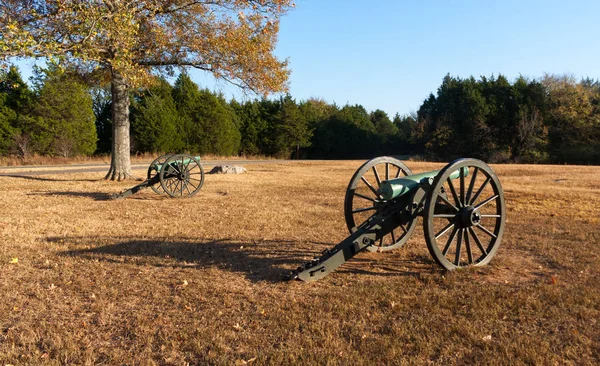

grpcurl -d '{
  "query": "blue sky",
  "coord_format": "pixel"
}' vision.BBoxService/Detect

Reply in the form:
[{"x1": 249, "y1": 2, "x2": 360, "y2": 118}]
[{"x1": 13, "y1": 0, "x2": 600, "y2": 118}]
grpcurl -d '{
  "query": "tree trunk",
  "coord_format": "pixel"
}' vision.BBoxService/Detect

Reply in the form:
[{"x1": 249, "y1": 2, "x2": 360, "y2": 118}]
[{"x1": 105, "y1": 68, "x2": 132, "y2": 180}]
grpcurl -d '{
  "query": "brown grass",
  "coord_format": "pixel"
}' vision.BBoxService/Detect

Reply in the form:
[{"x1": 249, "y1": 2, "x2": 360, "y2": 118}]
[{"x1": 1, "y1": 161, "x2": 599, "y2": 365}]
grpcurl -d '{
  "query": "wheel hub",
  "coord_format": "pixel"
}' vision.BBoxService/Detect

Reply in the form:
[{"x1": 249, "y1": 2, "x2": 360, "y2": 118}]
[{"x1": 458, "y1": 206, "x2": 480, "y2": 228}]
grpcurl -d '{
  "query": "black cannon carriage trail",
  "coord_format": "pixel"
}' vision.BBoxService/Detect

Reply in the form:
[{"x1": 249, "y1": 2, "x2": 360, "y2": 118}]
[
  {"x1": 289, "y1": 157, "x2": 506, "y2": 282},
  {"x1": 111, "y1": 153, "x2": 206, "y2": 199}
]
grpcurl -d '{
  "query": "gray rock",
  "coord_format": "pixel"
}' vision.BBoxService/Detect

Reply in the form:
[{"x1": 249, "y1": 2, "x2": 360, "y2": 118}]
[{"x1": 208, "y1": 165, "x2": 247, "y2": 174}]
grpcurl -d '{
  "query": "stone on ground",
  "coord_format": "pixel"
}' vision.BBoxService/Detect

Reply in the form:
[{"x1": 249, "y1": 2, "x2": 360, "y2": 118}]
[{"x1": 208, "y1": 165, "x2": 247, "y2": 174}]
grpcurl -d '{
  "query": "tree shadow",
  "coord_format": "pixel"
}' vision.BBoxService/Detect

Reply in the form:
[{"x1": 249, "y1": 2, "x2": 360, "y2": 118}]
[
  {"x1": 54, "y1": 235, "x2": 434, "y2": 283},
  {"x1": 0, "y1": 174, "x2": 100, "y2": 182}
]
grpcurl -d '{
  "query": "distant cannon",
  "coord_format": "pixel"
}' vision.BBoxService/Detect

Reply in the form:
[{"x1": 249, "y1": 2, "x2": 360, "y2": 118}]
[
  {"x1": 290, "y1": 157, "x2": 506, "y2": 282},
  {"x1": 111, "y1": 154, "x2": 205, "y2": 199}
]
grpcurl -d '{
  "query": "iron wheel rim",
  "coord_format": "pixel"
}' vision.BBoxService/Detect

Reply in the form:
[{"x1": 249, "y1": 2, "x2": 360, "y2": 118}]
[
  {"x1": 159, "y1": 154, "x2": 205, "y2": 198},
  {"x1": 148, "y1": 154, "x2": 173, "y2": 195},
  {"x1": 344, "y1": 156, "x2": 417, "y2": 252},
  {"x1": 423, "y1": 158, "x2": 506, "y2": 270}
]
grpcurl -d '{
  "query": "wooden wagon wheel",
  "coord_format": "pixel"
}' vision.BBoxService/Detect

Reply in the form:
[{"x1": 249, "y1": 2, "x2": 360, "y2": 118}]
[
  {"x1": 159, "y1": 154, "x2": 205, "y2": 198},
  {"x1": 147, "y1": 153, "x2": 173, "y2": 195},
  {"x1": 423, "y1": 158, "x2": 506, "y2": 270},
  {"x1": 344, "y1": 156, "x2": 418, "y2": 252}
]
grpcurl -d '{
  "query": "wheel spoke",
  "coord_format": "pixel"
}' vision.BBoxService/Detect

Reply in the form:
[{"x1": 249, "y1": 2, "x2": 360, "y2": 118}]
[
  {"x1": 469, "y1": 177, "x2": 490, "y2": 206},
  {"x1": 395, "y1": 167, "x2": 402, "y2": 178},
  {"x1": 465, "y1": 230, "x2": 473, "y2": 264},
  {"x1": 460, "y1": 167, "x2": 466, "y2": 207},
  {"x1": 474, "y1": 195, "x2": 499, "y2": 211},
  {"x1": 468, "y1": 227, "x2": 488, "y2": 255},
  {"x1": 361, "y1": 176, "x2": 380, "y2": 197},
  {"x1": 391, "y1": 229, "x2": 396, "y2": 243},
  {"x1": 372, "y1": 166, "x2": 382, "y2": 187},
  {"x1": 354, "y1": 192, "x2": 376, "y2": 202},
  {"x1": 433, "y1": 214, "x2": 456, "y2": 218},
  {"x1": 169, "y1": 179, "x2": 177, "y2": 194},
  {"x1": 435, "y1": 222, "x2": 455, "y2": 239},
  {"x1": 465, "y1": 167, "x2": 479, "y2": 204},
  {"x1": 446, "y1": 177, "x2": 461, "y2": 208},
  {"x1": 399, "y1": 223, "x2": 408, "y2": 234},
  {"x1": 475, "y1": 223, "x2": 497, "y2": 239},
  {"x1": 438, "y1": 194, "x2": 459, "y2": 212},
  {"x1": 187, "y1": 180, "x2": 199, "y2": 190},
  {"x1": 442, "y1": 226, "x2": 458, "y2": 256},
  {"x1": 385, "y1": 163, "x2": 389, "y2": 180},
  {"x1": 352, "y1": 206, "x2": 376, "y2": 214},
  {"x1": 455, "y1": 229, "x2": 463, "y2": 266},
  {"x1": 480, "y1": 214, "x2": 501, "y2": 218},
  {"x1": 166, "y1": 179, "x2": 175, "y2": 193},
  {"x1": 184, "y1": 158, "x2": 192, "y2": 173}
]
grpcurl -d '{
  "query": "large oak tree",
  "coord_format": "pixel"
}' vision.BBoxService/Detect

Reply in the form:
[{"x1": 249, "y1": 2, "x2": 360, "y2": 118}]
[{"x1": 1, "y1": 0, "x2": 291, "y2": 179}]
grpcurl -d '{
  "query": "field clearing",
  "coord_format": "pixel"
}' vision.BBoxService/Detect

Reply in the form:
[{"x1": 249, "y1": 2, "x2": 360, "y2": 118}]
[{"x1": 1, "y1": 160, "x2": 599, "y2": 365}]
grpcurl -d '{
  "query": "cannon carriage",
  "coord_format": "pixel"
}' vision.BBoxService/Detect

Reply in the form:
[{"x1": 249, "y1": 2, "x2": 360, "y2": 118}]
[
  {"x1": 111, "y1": 153, "x2": 205, "y2": 199},
  {"x1": 291, "y1": 157, "x2": 506, "y2": 282}
]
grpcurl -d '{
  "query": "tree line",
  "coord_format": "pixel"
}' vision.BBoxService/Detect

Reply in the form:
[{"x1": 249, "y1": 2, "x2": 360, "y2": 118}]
[{"x1": 1, "y1": 65, "x2": 599, "y2": 164}]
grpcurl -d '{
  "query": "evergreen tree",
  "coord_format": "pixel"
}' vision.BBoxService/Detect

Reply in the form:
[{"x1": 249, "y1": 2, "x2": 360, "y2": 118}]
[
  {"x1": 91, "y1": 86, "x2": 112, "y2": 154},
  {"x1": 234, "y1": 100, "x2": 269, "y2": 156},
  {"x1": 172, "y1": 73, "x2": 241, "y2": 155},
  {"x1": 0, "y1": 65, "x2": 33, "y2": 115},
  {"x1": 0, "y1": 65, "x2": 35, "y2": 156},
  {"x1": 31, "y1": 64, "x2": 97, "y2": 156},
  {"x1": 131, "y1": 78, "x2": 185, "y2": 153},
  {"x1": 370, "y1": 109, "x2": 398, "y2": 136},
  {"x1": 274, "y1": 95, "x2": 312, "y2": 158},
  {"x1": 195, "y1": 88, "x2": 241, "y2": 155},
  {"x1": 309, "y1": 104, "x2": 377, "y2": 159},
  {"x1": 0, "y1": 93, "x2": 16, "y2": 155},
  {"x1": 173, "y1": 73, "x2": 203, "y2": 151}
]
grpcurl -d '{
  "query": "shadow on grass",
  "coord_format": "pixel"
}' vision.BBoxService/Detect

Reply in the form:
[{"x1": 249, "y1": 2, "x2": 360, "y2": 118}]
[
  {"x1": 30, "y1": 191, "x2": 113, "y2": 200},
  {"x1": 0, "y1": 174, "x2": 100, "y2": 182},
  {"x1": 337, "y1": 253, "x2": 435, "y2": 278},
  {"x1": 53, "y1": 236, "x2": 431, "y2": 283},
  {"x1": 55, "y1": 236, "x2": 312, "y2": 283}
]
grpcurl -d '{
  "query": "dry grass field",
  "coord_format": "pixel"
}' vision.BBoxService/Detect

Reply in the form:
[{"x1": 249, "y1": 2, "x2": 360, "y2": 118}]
[{"x1": 1, "y1": 160, "x2": 599, "y2": 365}]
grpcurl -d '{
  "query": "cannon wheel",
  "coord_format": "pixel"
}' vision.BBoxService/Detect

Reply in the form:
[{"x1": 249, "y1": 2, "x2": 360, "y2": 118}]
[
  {"x1": 147, "y1": 154, "x2": 174, "y2": 195},
  {"x1": 159, "y1": 154, "x2": 205, "y2": 198},
  {"x1": 423, "y1": 158, "x2": 505, "y2": 270},
  {"x1": 344, "y1": 156, "x2": 417, "y2": 252}
]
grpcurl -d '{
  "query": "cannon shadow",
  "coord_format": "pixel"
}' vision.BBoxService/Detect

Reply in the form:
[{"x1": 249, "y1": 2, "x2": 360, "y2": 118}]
[
  {"x1": 54, "y1": 236, "x2": 431, "y2": 283},
  {"x1": 30, "y1": 191, "x2": 113, "y2": 200},
  {"x1": 56, "y1": 236, "x2": 312, "y2": 283}
]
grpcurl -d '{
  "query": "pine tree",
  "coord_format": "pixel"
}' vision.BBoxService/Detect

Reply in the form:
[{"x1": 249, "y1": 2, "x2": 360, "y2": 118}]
[
  {"x1": 132, "y1": 78, "x2": 184, "y2": 153},
  {"x1": 32, "y1": 64, "x2": 97, "y2": 156}
]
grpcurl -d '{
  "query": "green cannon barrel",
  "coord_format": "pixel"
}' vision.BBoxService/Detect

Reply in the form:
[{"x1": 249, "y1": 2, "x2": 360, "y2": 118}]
[
  {"x1": 378, "y1": 167, "x2": 468, "y2": 200},
  {"x1": 152, "y1": 156, "x2": 201, "y2": 172}
]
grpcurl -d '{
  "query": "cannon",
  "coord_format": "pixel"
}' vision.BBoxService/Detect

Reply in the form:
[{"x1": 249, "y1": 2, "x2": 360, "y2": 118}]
[
  {"x1": 111, "y1": 153, "x2": 205, "y2": 199},
  {"x1": 290, "y1": 157, "x2": 506, "y2": 282}
]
